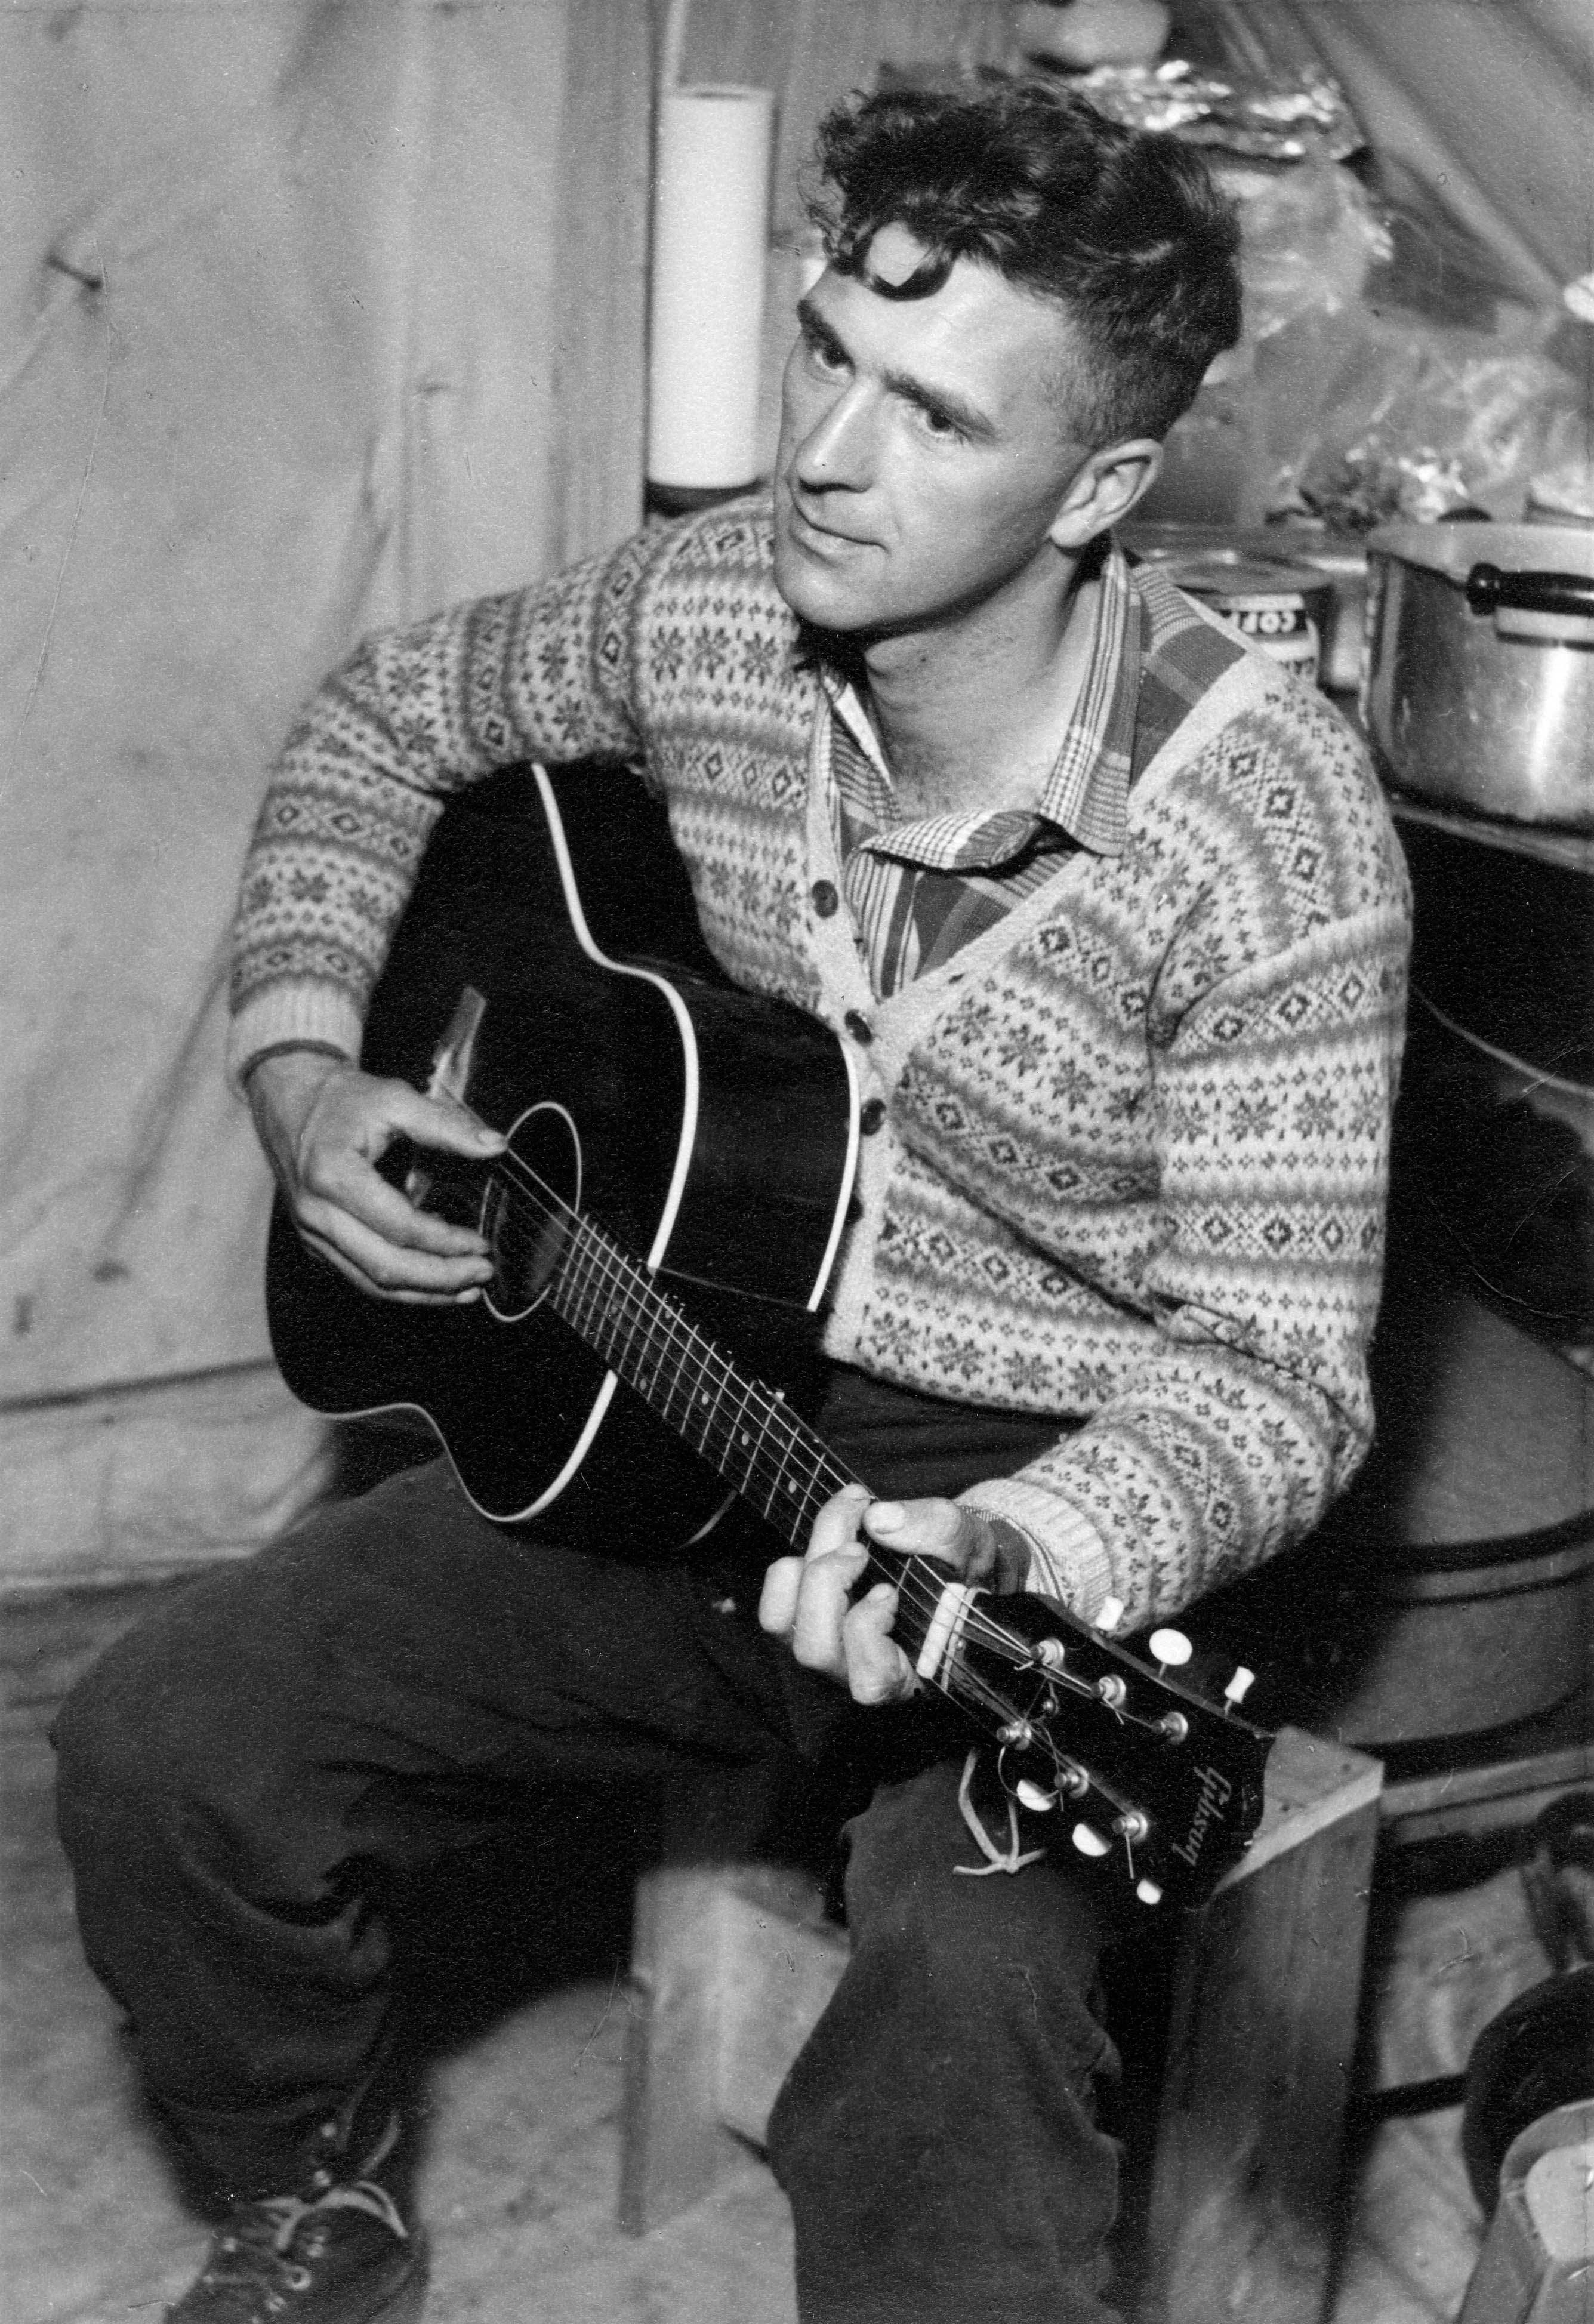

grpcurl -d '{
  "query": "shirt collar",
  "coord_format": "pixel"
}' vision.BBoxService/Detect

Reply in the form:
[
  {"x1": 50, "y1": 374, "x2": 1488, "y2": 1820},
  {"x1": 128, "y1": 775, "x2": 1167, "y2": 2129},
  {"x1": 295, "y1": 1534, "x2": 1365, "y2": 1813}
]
[{"x1": 816, "y1": 534, "x2": 1142, "y2": 868}]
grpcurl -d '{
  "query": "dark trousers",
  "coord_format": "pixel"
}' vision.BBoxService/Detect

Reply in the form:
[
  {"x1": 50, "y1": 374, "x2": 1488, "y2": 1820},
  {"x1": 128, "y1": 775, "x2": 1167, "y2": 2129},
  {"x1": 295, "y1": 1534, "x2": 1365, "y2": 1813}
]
[{"x1": 55, "y1": 1447, "x2": 1127, "y2": 2324}]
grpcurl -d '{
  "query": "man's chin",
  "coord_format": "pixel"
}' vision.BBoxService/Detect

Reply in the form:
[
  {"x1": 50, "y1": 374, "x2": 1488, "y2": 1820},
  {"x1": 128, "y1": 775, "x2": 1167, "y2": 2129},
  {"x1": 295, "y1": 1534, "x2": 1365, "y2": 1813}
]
[{"x1": 773, "y1": 532, "x2": 869, "y2": 637}]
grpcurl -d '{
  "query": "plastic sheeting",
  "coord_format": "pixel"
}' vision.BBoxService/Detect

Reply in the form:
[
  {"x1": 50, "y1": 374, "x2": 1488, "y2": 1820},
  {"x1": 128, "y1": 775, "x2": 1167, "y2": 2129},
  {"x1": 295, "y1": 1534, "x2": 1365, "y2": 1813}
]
[
  {"x1": 0, "y1": 0, "x2": 610, "y2": 1583},
  {"x1": 1268, "y1": 0, "x2": 1592, "y2": 312}
]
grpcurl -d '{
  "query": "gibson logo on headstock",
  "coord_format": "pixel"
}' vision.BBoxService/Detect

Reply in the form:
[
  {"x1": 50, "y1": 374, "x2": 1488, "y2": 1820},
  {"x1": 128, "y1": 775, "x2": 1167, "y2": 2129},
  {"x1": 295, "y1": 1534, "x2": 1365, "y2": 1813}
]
[{"x1": 1170, "y1": 1764, "x2": 1234, "y2": 1868}]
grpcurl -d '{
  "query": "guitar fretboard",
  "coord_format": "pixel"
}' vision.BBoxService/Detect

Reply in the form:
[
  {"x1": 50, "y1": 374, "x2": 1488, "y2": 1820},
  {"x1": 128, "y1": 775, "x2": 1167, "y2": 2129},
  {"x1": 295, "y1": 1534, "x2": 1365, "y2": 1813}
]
[
  {"x1": 498, "y1": 1187, "x2": 966, "y2": 1674},
  {"x1": 551, "y1": 1210, "x2": 856, "y2": 1554}
]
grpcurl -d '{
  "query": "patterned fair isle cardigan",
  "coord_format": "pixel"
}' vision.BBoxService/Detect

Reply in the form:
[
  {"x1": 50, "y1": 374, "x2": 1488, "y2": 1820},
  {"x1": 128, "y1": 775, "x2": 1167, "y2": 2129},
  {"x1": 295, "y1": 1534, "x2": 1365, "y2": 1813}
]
[{"x1": 230, "y1": 500, "x2": 1411, "y2": 1631}]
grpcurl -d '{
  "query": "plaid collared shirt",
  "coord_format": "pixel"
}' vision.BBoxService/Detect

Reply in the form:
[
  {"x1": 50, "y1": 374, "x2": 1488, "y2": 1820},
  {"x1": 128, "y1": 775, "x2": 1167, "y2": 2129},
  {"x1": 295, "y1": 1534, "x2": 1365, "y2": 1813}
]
[{"x1": 822, "y1": 535, "x2": 1143, "y2": 1000}]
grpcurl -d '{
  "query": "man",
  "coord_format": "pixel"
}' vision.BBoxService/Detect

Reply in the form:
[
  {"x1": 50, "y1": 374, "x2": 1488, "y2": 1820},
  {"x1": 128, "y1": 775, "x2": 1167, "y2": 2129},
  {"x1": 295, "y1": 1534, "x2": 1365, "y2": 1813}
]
[{"x1": 56, "y1": 81, "x2": 1410, "y2": 2324}]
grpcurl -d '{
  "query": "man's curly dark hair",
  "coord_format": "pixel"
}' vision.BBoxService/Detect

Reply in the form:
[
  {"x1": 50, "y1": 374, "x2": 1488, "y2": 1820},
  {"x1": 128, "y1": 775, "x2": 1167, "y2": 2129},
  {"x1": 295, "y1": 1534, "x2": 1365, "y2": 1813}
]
[{"x1": 807, "y1": 81, "x2": 1242, "y2": 446}]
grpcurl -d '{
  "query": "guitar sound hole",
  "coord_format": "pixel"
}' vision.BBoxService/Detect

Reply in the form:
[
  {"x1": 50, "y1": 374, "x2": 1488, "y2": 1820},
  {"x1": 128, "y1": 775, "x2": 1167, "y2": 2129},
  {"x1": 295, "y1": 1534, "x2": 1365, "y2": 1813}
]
[
  {"x1": 482, "y1": 1101, "x2": 582, "y2": 1325},
  {"x1": 483, "y1": 1181, "x2": 570, "y2": 1315}
]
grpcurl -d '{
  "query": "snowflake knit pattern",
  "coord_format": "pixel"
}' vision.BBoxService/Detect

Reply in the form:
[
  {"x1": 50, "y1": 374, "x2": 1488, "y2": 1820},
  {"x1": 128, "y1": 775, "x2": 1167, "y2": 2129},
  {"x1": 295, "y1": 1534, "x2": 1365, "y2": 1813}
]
[{"x1": 232, "y1": 500, "x2": 1411, "y2": 1629}]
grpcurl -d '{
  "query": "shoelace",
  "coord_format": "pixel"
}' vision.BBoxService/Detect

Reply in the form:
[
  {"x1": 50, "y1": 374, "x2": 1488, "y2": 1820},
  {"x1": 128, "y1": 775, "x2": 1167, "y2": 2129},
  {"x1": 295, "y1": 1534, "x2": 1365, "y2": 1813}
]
[{"x1": 200, "y1": 2177, "x2": 409, "y2": 2301}]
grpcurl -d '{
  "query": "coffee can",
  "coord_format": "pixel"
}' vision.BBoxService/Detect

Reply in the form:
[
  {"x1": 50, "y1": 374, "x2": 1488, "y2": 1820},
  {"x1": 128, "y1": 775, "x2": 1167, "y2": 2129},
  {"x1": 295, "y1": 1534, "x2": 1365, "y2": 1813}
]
[{"x1": 1161, "y1": 556, "x2": 1332, "y2": 684}]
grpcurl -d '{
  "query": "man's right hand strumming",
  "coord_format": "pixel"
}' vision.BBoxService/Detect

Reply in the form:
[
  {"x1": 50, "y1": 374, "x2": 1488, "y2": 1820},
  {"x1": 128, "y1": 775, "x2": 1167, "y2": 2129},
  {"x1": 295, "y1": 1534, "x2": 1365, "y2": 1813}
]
[{"x1": 245, "y1": 1049, "x2": 506, "y2": 1305}]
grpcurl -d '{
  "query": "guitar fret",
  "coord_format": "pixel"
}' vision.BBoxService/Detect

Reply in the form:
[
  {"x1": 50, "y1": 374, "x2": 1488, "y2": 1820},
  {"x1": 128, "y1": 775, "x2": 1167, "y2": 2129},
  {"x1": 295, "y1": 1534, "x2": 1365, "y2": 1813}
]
[
  {"x1": 716, "y1": 1377, "x2": 762, "y2": 1500},
  {"x1": 559, "y1": 1228, "x2": 601, "y2": 1340},
  {"x1": 690, "y1": 1345, "x2": 732, "y2": 1458},
  {"x1": 627, "y1": 1298, "x2": 674, "y2": 1404},
  {"x1": 557, "y1": 1222, "x2": 628, "y2": 1364},
  {"x1": 760, "y1": 1401, "x2": 810, "y2": 1537},
  {"x1": 690, "y1": 1340, "x2": 723, "y2": 1448},
  {"x1": 630, "y1": 1302, "x2": 665, "y2": 1398},
  {"x1": 547, "y1": 1207, "x2": 855, "y2": 1552},
  {"x1": 656, "y1": 1312, "x2": 696, "y2": 1428},
  {"x1": 576, "y1": 1241, "x2": 610, "y2": 1339}
]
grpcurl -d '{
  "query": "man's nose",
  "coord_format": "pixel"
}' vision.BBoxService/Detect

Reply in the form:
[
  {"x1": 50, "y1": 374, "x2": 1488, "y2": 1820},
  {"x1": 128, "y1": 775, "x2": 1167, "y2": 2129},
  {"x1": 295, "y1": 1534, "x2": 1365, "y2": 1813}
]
[{"x1": 794, "y1": 383, "x2": 875, "y2": 491}]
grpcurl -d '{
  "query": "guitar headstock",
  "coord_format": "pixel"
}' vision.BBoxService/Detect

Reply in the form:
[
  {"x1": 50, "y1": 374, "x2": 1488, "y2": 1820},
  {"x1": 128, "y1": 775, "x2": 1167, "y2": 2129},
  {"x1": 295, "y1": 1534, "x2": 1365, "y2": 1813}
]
[{"x1": 956, "y1": 1591, "x2": 1273, "y2": 1910}]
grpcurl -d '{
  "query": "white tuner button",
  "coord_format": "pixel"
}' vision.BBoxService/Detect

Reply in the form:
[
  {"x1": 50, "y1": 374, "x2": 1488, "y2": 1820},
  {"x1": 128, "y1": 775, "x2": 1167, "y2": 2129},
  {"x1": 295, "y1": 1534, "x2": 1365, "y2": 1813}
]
[
  {"x1": 1224, "y1": 1666, "x2": 1257, "y2": 1707},
  {"x1": 1135, "y1": 1879, "x2": 1164, "y2": 1907},
  {"x1": 1094, "y1": 1596, "x2": 1126, "y2": 1633},
  {"x1": 1148, "y1": 1628, "x2": 1193, "y2": 1668},
  {"x1": 1071, "y1": 1821, "x2": 1111, "y2": 1858},
  {"x1": 1015, "y1": 1779, "x2": 1058, "y2": 1814}
]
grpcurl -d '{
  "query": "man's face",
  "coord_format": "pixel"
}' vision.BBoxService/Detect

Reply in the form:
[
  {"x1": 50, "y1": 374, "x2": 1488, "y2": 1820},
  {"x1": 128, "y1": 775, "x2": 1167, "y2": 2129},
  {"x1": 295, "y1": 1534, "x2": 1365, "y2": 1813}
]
[{"x1": 771, "y1": 229, "x2": 1096, "y2": 646}]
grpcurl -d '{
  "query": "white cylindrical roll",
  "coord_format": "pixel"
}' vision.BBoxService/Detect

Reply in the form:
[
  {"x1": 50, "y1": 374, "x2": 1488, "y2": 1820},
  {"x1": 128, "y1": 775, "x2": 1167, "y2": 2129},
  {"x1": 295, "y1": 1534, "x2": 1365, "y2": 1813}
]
[{"x1": 647, "y1": 85, "x2": 775, "y2": 494}]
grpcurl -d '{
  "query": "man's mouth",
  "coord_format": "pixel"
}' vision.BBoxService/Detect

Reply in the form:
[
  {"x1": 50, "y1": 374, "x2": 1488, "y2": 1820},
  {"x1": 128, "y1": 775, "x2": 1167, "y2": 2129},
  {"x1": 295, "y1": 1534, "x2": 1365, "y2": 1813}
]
[{"x1": 782, "y1": 485, "x2": 871, "y2": 554}]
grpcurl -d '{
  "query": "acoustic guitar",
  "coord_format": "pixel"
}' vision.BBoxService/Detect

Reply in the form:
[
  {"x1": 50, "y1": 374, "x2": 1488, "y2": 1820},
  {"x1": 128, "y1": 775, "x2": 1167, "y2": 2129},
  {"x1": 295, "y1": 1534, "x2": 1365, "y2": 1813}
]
[{"x1": 265, "y1": 763, "x2": 1271, "y2": 1907}]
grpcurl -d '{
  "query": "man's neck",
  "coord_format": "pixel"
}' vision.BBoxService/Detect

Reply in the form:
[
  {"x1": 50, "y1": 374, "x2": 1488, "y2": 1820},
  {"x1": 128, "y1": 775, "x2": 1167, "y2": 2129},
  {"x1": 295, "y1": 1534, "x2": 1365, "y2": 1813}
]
[{"x1": 856, "y1": 556, "x2": 1102, "y2": 821}]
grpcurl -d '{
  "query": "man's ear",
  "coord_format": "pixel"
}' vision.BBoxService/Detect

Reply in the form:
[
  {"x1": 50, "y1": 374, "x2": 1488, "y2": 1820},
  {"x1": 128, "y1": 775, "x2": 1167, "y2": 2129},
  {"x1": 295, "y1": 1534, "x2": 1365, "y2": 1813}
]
[{"x1": 1047, "y1": 440, "x2": 1164, "y2": 551}]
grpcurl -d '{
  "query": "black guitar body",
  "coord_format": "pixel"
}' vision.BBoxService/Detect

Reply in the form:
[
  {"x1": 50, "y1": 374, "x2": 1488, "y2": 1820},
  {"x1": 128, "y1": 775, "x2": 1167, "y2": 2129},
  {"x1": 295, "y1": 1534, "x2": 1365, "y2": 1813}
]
[
  {"x1": 266, "y1": 762, "x2": 1278, "y2": 1909},
  {"x1": 266, "y1": 762, "x2": 859, "y2": 1544}
]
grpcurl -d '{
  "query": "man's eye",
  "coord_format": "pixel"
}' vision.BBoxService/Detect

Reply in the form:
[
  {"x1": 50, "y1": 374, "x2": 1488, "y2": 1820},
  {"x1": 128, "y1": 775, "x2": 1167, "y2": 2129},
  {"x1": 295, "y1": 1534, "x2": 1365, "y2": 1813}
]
[
  {"x1": 915, "y1": 405, "x2": 964, "y2": 443},
  {"x1": 805, "y1": 332, "x2": 847, "y2": 375}
]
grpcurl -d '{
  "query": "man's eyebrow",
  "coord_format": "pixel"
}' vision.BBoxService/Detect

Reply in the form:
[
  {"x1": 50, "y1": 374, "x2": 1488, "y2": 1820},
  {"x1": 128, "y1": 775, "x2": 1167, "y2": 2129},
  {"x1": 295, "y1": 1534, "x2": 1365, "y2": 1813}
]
[
  {"x1": 794, "y1": 294, "x2": 997, "y2": 443},
  {"x1": 882, "y1": 363, "x2": 995, "y2": 442},
  {"x1": 795, "y1": 295, "x2": 843, "y2": 353}
]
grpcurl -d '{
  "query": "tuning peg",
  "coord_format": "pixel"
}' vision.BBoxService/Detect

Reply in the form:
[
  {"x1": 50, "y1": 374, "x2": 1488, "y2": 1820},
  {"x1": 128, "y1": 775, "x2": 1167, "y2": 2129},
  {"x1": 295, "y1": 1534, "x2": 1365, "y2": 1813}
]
[
  {"x1": 1094, "y1": 1595, "x2": 1126, "y2": 1633},
  {"x1": 1071, "y1": 1821, "x2": 1111, "y2": 1858},
  {"x1": 1015, "y1": 1779, "x2": 1058, "y2": 1814},
  {"x1": 1096, "y1": 1674, "x2": 1127, "y2": 1710},
  {"x1": 1148, "y1": 1627, "x2": 1192, "y2": 1674},
  {"x1": 1113, "y1": 1810, "x2": 1150, "y2": 1844},
  {"x1": 1031, "y1": 1636, "x2": 1068, "y2": 1672},
  {"x1": 1223, "y1": 1666, "x2": 1256, "y2": 1712},
  {"x1": 1134, "y1": 1878, "x2": 1164, "y2": 1907}
]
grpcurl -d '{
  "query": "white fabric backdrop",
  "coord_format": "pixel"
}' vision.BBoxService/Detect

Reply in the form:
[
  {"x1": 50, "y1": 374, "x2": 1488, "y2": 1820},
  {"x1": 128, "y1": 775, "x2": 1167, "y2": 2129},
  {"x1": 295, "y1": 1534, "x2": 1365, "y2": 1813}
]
[{"x1": 0, "y1": 0, "x2": 599, "y2": 1582}]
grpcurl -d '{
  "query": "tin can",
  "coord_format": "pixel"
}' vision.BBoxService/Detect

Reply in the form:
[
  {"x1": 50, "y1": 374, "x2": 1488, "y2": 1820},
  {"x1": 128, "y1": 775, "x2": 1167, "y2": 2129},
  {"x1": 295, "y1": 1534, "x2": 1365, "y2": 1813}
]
[{"x1": 1158, "y1": 555, "x2": 1333, "y2": 684}]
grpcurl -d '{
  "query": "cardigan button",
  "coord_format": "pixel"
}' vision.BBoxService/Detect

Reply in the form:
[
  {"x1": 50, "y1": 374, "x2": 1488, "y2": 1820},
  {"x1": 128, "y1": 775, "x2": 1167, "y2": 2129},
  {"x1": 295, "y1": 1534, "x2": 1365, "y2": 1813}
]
[
  {"x1": 844, "y1": 1010, "x2": 874, "y2": 1044},
  {"x1": 810, "y1": 879, "x2": 840, "y2": 918},
  {"x1": 859, "y1": 1098, "x2": 887, "y2": 1136}
]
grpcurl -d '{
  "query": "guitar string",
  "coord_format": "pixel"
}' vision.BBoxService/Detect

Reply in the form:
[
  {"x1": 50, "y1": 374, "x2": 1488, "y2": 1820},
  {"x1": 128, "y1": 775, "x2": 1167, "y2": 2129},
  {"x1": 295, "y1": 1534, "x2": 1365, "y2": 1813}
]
[
  {"x1": 479, "y1": 1166, "x2": 1134, "y2": 1752},
  {"x1": 483, "y1": 1182, "x2": 1067, "y2": 1710},
  {"x1": 486, "y1": 1170, "x2": 1180, "y2": 1786},
  {"x1": 450, "y1": 1156, "x2": 1254, "y2": 1867},
  {"x1": 455, "y1": 1137, "x2": 1246, "y2": 1842},
  {"x1": 467, "y1": 1143, "x2": 1087, "y2": 1704}
]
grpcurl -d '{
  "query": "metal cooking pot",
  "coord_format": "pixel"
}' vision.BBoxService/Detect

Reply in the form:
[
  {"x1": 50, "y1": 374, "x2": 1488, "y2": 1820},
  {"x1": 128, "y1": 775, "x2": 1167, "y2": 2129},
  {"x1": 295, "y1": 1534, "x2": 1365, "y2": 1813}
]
[{"x1": 1362, "y1": 523, "x2": 1594, "y2": 829}]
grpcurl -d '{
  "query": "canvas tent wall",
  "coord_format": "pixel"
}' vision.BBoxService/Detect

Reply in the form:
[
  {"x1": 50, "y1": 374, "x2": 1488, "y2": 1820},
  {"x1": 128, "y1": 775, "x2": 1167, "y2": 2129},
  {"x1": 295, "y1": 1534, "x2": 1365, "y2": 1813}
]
[
  {"x1": 0, "y1": 0, "x2": 651, "y2": 1584},
  {"x1": 1, "y1": 0, "x2": 1588, "y2": 1589}
]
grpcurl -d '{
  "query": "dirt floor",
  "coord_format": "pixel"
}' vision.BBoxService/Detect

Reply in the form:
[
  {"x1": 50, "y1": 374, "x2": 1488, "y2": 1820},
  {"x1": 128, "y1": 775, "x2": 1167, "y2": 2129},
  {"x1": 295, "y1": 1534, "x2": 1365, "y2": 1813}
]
[{"x1": 1, "y1": 1577, "x2": 1555, "y2": 2324}]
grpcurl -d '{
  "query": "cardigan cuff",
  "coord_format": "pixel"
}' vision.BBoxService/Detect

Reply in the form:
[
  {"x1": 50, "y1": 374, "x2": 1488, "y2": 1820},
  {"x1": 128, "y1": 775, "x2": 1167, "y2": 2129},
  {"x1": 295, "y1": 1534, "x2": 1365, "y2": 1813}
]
[
  {"x1": 955, "y1": 1510, "x2": 1040, "y2": 1596},
  {"x1": 959, "y1": 1476, "x2": 1116, "y2": 1621},
  {"x1": 226, "y1": 987, "x2": 364, "y2": 1098}
]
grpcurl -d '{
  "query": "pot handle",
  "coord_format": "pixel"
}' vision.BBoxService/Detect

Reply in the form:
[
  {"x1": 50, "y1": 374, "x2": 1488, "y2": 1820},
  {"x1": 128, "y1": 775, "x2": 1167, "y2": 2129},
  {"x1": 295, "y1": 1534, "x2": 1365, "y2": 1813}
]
[{"x1": 1466, "y1": 562, "x2": 1594, "y2": 645}]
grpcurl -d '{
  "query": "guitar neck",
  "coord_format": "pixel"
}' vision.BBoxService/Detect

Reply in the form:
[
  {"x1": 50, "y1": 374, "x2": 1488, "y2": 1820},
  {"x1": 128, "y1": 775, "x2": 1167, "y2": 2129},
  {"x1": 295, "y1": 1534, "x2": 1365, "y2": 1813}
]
[
  {"x1": 553, "y1": 1212, "x2": 853, "y2": 1552},
  {"x1": 549, "y1": 1207, "x2": 957, "y2": 1660}
]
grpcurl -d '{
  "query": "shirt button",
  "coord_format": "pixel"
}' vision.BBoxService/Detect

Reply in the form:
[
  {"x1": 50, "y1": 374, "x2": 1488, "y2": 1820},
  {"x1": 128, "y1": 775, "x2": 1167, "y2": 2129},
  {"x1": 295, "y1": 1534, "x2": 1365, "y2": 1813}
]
[
  {"x1": 811, "y1": 880, "x2": 839, "y2": 918},
  {"x1": 844, "y1": 1010, "x2": 874, "y2": 1044},
  {"x1": 859, "y1": 1098, "x2": 887, "y2": 1136}
]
